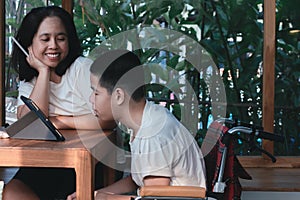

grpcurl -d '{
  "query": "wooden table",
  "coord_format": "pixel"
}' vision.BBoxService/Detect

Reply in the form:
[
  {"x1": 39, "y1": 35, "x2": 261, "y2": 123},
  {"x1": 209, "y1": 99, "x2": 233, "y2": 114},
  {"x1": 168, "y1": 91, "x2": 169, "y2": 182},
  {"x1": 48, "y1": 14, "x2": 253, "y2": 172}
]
[{"x1": 0, "y1": 129, "x2": 116, "y2": 200}]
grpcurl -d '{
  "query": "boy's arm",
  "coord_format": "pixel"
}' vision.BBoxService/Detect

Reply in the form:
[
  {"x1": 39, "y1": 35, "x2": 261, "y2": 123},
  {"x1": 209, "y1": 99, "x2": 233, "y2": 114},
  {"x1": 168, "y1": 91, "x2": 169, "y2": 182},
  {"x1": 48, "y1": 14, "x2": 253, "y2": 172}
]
[
  {"x1": 96, "y1": 175, "x2": 138, "y2": 195},
  {"x1": 50, "y1": 114, "x2": 116, "y2": 130},
  {"x1": 143, "y1": 176, "x2": 170, "y2": 186},
  {"x1": 67, "y1": 176, "x2": 138, "y2": 200},
  {"x1": 95, "y1": 193, "x2": 134, "y2": 200}
]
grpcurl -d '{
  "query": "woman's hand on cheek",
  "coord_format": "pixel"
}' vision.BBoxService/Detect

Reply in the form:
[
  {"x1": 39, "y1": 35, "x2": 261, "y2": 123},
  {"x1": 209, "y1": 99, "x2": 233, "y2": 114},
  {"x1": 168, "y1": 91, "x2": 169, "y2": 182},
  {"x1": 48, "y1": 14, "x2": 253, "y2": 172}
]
[{"x1": 26, "y1": 46, "x2": 49, "y2": 73}]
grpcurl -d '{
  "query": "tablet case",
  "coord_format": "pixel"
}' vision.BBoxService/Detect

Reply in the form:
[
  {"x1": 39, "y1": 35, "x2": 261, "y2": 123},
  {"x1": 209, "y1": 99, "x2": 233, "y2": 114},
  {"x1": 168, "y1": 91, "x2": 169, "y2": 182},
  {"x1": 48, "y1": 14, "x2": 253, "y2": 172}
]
[{"x1": 5, "y1": 97, "x2": 65, "y2": 141}]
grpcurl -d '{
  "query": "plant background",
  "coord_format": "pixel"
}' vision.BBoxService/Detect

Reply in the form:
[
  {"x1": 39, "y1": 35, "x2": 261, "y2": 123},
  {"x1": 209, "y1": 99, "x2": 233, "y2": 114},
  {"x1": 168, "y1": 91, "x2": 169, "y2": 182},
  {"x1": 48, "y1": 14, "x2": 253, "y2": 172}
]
[{"x1": 5, "y1": 0, "x2": 300, "y2": 155}]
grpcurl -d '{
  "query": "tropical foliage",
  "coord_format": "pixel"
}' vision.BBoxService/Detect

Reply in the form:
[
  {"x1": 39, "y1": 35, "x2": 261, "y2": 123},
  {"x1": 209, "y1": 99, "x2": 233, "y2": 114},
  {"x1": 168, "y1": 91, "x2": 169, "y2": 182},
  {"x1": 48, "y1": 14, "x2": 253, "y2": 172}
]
[{"x1": 5, "y1": 0, "x2": 300, "y2": 155}]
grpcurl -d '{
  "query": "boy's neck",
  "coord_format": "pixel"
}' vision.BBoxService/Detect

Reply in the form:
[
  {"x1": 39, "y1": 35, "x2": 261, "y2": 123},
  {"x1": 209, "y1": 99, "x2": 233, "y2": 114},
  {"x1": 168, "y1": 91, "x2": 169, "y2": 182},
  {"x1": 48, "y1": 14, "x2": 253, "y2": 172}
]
[{"x1": 121, "y1": 98, "x2": 146, "y2": 136}]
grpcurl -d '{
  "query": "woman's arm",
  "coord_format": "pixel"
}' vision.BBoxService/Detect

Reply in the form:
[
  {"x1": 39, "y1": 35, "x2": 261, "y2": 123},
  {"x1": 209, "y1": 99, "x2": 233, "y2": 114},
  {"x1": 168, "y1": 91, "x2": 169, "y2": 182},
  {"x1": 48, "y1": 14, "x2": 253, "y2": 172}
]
[
  {"x1": 17, "y1": 71, "x2": 50, "y2": 119},
  {"x1": 17, "y1": 47, "x2": 51, "y2": 119},
  {"x1": 17, "y1": 66, "x2": 50, "y2": 119},
  {"x1": 50, "y1": 114, "x2": 116, "y2": 130}
]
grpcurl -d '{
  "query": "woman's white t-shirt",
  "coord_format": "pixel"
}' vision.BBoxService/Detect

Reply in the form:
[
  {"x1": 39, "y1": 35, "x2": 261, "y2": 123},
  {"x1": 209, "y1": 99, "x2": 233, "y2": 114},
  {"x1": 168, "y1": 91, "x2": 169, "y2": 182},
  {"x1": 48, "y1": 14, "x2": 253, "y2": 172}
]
[
  {"x1": 17, "y1": 57, "x2": 93, "y2": 116},
  {"x1": 130, "y1": 101, "x2": 206, "y2": 189}
]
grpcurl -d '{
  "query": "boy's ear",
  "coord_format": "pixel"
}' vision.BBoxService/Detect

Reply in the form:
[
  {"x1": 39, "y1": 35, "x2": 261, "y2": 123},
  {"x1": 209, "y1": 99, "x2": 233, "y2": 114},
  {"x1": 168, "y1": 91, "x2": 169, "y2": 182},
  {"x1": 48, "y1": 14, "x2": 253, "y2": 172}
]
[{"x1": 114, "y1": 88, "x2": 125, "y2": 105}]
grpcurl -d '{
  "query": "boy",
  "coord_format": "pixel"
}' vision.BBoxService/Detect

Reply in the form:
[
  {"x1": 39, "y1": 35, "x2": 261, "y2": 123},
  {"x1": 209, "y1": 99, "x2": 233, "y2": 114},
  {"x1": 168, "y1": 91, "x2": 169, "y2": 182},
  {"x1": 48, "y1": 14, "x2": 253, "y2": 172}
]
[{"x1": 67, "y1": 49, "x2": 206, "y2": 200}]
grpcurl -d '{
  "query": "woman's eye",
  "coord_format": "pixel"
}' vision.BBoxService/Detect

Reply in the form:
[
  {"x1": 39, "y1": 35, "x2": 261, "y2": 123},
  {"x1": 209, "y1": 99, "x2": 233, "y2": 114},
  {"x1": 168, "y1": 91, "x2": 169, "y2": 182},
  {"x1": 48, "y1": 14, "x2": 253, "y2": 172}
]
[
  {"x1": 57, "y1": 37, "x2": 67, "y2": 41},
  {"x1": 40, "y1": 38, "x2": 50, "y2": 42}
]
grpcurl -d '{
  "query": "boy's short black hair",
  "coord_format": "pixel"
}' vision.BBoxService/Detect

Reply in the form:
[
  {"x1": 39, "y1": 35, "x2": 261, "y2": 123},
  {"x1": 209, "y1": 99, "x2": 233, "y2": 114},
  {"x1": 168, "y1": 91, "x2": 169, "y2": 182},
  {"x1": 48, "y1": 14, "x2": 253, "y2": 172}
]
[{"x1": 90, "y1": 49, "x2": 146, "y2": 101}]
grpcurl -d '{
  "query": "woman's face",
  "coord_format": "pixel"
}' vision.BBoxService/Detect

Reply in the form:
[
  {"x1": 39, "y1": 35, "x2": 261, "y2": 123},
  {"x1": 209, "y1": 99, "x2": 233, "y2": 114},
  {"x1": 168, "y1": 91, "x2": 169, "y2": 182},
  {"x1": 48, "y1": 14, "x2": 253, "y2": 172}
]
[{"x1": 31, "y1": 16, "x2": 69, "y2": 68}]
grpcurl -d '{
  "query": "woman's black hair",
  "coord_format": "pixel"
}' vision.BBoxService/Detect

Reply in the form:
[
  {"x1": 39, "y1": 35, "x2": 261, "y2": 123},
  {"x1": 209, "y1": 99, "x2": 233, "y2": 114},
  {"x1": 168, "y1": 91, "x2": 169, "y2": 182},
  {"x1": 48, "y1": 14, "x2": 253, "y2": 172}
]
[{"x1": 10, "y1": 6, "x2": 82, "y2": 82}]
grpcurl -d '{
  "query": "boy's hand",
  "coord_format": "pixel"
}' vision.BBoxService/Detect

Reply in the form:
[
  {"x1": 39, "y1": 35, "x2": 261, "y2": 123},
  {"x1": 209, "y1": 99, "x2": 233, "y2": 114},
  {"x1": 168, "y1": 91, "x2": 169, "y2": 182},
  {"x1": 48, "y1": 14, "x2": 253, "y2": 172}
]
[
  {"x1": 95, "y1": 191, "x2": 109, "y2": 199},
  {"x1": 66, "y1": 191, "x2": 100, "y2": 200}
]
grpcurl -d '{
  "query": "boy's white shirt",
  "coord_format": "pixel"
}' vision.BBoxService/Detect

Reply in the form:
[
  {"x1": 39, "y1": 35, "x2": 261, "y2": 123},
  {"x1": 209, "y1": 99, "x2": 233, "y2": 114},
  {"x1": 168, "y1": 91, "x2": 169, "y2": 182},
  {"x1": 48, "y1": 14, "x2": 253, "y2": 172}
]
[{"x1": 129, "y1": 101, "x2": 206, "y2": 189}]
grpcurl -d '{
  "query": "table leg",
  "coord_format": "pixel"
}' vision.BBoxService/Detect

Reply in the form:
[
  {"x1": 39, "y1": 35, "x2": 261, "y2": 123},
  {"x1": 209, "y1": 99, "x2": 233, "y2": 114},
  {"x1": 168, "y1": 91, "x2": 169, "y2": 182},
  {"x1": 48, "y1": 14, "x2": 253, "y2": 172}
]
[
  {"x1": 103, "y1": 165, "x2": 116, "y2": 186},
  {"x1": 75, "y1": 151, "x2": 94, "y2": 200}
]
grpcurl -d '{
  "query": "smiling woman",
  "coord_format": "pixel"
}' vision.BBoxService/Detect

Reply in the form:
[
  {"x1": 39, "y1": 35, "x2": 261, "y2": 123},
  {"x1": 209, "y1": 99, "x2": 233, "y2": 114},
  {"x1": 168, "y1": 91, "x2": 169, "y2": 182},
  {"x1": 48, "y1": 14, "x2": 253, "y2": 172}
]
[
  {"x1": 8, "y1": 6, "x2": 115, "y2": 130},
  {"x1": 10, "y1": 6, "x2": 84, "y2": 120}
]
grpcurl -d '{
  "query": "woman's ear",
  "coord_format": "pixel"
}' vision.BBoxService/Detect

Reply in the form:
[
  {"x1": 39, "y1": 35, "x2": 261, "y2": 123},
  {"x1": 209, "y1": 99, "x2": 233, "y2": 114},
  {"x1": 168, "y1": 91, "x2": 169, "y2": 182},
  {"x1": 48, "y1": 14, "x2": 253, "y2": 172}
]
[{"x1": 114, "y1": 88, "x2": 125, "y2": 105}]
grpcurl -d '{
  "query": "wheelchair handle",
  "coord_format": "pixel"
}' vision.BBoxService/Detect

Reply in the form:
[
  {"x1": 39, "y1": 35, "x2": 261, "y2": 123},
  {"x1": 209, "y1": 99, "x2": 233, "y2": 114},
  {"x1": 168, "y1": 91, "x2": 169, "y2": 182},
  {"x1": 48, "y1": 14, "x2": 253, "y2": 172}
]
[
  {"x1": 227, "y1": 126, "x2": 252, "y2": 135},
  {"x1": 227, "y1": 126, "x2": 284, "y2": 143},
  {"x1": 256, "y1": 130, "x2": 285, "y2": 143}
]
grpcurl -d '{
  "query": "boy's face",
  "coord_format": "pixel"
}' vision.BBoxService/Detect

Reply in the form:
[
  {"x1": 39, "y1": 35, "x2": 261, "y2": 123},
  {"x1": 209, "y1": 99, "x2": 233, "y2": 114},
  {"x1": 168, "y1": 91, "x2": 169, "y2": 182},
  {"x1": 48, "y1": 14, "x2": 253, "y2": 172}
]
[{"x1": 89, "y1": 74, "x2": 114, "y2": 121}]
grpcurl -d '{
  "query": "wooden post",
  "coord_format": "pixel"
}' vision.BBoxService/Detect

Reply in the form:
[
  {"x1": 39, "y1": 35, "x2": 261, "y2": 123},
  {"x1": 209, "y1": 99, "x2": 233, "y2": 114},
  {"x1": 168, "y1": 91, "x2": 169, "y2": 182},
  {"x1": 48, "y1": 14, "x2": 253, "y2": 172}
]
[
  {"x1": 62, "y1": 0, "x2": 74, "y2": 16},
  {"x1": 0, "y1": 0, "x2": 5, "y2": 126},
  {"x1": 262, "y1": 0, "x2": 276, "y2": 156}
]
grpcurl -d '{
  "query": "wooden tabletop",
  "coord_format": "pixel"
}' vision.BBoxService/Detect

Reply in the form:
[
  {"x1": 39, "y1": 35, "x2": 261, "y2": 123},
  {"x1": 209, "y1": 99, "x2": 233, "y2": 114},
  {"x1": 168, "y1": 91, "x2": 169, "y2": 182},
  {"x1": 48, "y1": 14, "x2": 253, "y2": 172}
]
[
  {"x1": 0, "y1": 129, "x2": 116, "y2": 200},
  {"x1": 0, "y1": 129, "x2": 114, "y2": 164},
  {"x1": 0, "y1": 129, "x2": 113, "y2": 149},
  {"x1": 240, "y1": 168, "x2": 300, "y2": 192}
]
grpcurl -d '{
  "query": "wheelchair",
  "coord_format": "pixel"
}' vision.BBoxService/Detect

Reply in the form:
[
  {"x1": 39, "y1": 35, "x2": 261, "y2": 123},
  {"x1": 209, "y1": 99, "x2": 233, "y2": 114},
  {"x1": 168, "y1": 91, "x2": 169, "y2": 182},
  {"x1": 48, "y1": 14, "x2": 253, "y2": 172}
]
[{"x1": 133, "y1": 118, "x2": 284, "y2": 200}]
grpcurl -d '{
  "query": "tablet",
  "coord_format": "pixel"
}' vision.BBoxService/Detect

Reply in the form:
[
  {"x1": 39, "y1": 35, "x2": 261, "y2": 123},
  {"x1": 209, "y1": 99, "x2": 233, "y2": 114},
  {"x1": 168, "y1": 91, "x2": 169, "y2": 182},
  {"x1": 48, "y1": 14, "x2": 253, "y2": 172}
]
[{"x1": 5, "y1": 96, "x2": 65, "y2": 141}]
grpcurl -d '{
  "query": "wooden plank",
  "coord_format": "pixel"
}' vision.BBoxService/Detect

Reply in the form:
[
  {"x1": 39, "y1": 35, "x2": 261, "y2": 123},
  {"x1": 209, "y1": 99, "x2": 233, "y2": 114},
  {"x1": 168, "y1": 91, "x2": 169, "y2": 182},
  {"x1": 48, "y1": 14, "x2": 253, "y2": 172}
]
[
  {"x1": 62, "y1": 0, "x2": 74, "y2": 16},
  {"x1": 0, "y1": 0, "x2": 5, "y2": 126},
  {"x1": 238, "y1": 156, "x2": 300, "y2": 168},
  {"x1": 240, "y1": 168, "x2": 300, "y2": 192},
  {"x1": 262, "y1": 0, "x2": 276, "y2": 156}
]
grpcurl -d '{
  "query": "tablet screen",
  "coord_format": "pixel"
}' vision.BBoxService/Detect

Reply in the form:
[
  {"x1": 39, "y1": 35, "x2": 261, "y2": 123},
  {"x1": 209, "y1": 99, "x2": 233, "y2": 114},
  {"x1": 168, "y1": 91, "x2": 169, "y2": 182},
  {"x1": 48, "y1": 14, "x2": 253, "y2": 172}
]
[{"x1": 5, "y1": 96, "x2": 65, "y2": 141}]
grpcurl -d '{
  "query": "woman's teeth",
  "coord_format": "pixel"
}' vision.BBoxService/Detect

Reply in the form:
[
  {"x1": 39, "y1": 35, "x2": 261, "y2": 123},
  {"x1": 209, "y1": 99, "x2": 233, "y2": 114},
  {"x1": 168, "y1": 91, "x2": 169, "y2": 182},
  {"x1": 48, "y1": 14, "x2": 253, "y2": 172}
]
[{"x1": 47, "y1": 53, "x2": 59, "y2": 58}]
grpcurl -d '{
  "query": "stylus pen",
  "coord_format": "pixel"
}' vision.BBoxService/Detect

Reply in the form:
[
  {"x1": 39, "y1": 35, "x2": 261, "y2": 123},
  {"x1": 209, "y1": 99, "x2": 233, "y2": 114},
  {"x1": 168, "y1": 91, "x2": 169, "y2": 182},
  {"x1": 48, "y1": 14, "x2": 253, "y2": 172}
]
[{"x1": 11, "y1": 36, "x2": 29, "y2": 57}]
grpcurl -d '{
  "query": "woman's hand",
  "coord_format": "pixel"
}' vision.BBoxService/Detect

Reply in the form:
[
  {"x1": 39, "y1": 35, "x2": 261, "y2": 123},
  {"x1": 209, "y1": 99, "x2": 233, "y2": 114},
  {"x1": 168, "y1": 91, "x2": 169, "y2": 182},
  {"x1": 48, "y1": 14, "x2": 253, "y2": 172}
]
[
  {"x1": 0, "y1": 131, "x2": 9, "y2": 139},
  {"x1": 26, "y1": 46, "x2": 49, "y2": 73}
]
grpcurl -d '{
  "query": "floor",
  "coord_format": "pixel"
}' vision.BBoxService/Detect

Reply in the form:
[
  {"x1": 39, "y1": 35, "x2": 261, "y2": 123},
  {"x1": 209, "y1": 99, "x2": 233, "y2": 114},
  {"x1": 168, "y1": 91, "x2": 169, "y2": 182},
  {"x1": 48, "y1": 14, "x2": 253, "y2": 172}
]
[
  {"x1": 1, "y1": 167, "x2": 300, "y2": 199},
  {"x1": 242, "y1": 191, "x2": 300, "y2": 200}
]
